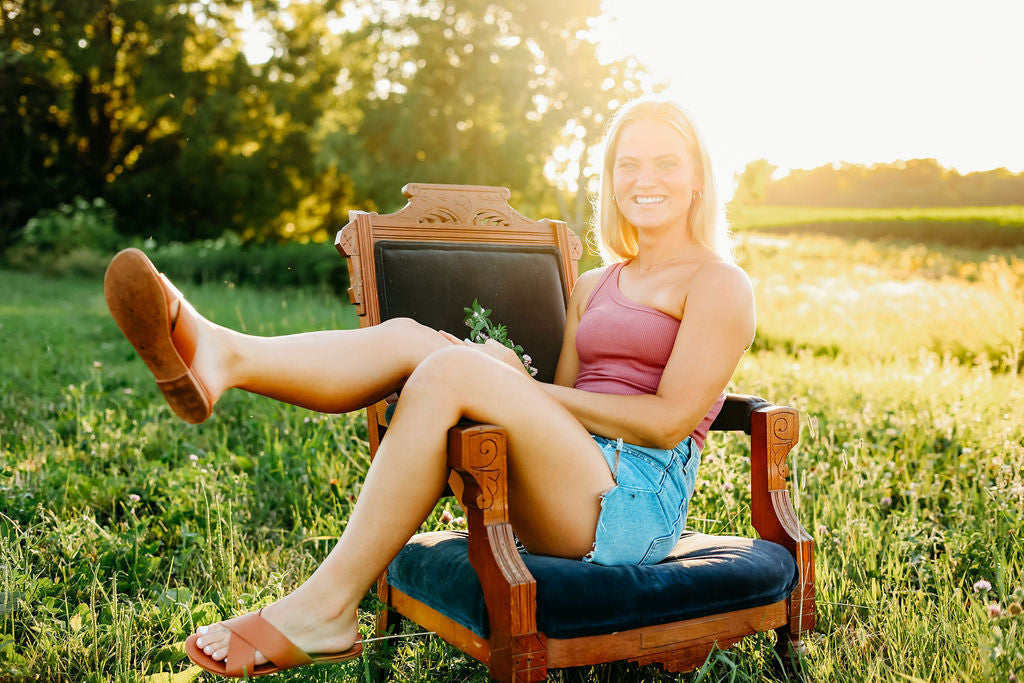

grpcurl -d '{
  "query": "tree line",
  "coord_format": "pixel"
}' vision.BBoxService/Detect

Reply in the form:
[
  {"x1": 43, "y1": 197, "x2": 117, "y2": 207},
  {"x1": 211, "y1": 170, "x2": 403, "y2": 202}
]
[
  {"x1": 733, "y1": 158, "x2": 1024, "y2": 207},
  {"x1": 0, "y1": 0, "x2": 649, "y2": 251}
]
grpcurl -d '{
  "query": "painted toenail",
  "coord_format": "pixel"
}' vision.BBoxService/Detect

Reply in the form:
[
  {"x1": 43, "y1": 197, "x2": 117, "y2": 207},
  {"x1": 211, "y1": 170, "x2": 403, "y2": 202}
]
[
  {"x1": 196, "y1": 638, "x2": 203, "y2": 647},
  {"x1": 205, "y1": 646, "x2": 212, "y2": 654},
  {"x1": 198, "y1": 626, "x2": 208, "y2": 634}
]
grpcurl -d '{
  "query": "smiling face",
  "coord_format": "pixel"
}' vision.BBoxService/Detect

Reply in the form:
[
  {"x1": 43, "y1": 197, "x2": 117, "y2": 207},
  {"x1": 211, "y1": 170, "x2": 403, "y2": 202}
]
[{"x1": 611, "y1": 118, "x2": 701, "y2": 238}]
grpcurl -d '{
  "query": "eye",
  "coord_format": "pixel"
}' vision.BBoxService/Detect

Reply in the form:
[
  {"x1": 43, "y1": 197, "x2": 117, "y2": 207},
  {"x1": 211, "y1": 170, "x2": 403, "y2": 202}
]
[
  {"x1": 615, "y1": 159, "x2": 638, "y2": 170},
  {"x1": 658, "y1": 159, "x2": 679, "y2": 170}
]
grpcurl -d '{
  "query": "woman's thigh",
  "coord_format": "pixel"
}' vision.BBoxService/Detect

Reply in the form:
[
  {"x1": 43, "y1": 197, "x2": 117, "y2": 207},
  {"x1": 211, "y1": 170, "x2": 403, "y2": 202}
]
[{"x1": 402, "y1": 346, "x2": 614, "y2": 559}]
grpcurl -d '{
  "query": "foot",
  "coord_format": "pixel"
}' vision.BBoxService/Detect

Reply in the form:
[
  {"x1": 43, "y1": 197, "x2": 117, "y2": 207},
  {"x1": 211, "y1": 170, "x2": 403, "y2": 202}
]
[
  {"x1": 104, "y1": 248, "x2": 235, "y2": 422},
  {"x1": 171, "y1": 298, "x2": 234, "y2": 408},
  {"x1": 191, "y1": 592, "x2": 359, "y2": 667}
]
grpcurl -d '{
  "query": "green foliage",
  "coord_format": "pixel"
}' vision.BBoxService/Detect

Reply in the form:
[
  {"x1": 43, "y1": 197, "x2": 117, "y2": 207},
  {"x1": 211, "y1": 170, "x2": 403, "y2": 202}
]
[
  {"x1": 3, "y1": 197, "x2": 119, "y2": 276},
  {"x1": 146, "y1": 238, "x2": 349, "y2": 291},
  {"x1": 463, "y1": 299, "x2": 537, "y2": 376},
  {"x1": 1, "y1": 0, "x2": 645, "y2": 253}
]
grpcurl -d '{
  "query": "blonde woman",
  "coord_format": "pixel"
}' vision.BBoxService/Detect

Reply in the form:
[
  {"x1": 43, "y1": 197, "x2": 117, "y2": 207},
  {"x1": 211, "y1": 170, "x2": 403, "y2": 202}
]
[{"x1": 105, "y1": 96, "x2": 754, "y2": 677}]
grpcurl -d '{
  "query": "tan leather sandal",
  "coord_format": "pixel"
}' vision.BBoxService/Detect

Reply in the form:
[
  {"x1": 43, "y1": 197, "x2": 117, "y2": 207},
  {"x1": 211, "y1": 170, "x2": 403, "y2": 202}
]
[
  {"x1": 184, "y1": 608, "x2": 363, "y2": 677},
  {"x1": 104, "y1": 248, "x2": 213, "y2": 423}
]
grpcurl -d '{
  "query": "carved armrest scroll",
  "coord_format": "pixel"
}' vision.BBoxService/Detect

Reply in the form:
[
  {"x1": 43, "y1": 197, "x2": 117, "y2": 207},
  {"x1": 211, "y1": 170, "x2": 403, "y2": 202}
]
[
  {"x1": 448, "y1": 423, "x2": 544, "y2": 638},
  {"x1": 447, "y1": 423, "x2": 546, "y2": 680},
  {"x1": 749, "y1": 406, "x2": 816, "y2": 635}
]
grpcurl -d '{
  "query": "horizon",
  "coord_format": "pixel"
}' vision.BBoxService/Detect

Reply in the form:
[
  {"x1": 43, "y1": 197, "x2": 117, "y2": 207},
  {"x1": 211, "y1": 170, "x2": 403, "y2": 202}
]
[{"x1": 593, "y1": 0, "x2": 1024, "y2": 199}]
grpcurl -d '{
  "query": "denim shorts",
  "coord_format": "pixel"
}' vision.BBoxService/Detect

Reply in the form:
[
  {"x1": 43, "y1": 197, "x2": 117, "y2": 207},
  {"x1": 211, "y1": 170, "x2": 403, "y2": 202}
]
[{"x1": 582, "y1": 435, "x2": 701, "y2": 566}]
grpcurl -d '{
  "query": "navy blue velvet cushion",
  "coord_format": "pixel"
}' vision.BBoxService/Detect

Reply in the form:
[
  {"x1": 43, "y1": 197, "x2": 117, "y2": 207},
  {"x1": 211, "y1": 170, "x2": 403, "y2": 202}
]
[{"x1": 387, "y1": 530, "x2": 798, "y2": 639}]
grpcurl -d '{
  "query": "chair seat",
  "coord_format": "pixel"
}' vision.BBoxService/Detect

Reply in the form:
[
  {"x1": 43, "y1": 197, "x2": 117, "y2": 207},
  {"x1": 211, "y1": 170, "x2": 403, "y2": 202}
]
[{"x1": 387, "y1": 530, "x2": 798, "y2": 639}]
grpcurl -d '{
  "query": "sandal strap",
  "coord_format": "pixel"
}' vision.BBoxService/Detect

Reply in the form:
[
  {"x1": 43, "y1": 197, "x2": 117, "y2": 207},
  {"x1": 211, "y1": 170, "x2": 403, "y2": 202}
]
[{"x1": 223, "y1": 609, "x2": 312, "y2": 675}]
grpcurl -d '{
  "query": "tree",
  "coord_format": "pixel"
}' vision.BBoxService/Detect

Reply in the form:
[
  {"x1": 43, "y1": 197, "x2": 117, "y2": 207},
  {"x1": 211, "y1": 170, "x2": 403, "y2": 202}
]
[
  {"x1": 0, "y1": 0, "x2": 361, "y2": 246},
  {"x1": 732, "y1": 159, "x2": 778, "y2": 205},
  {"x1": 319, "y1": 0, "x2": 647, "y2": 236},
  {"x1": 2, "y1": 0, "x2": 651, "y2": 249}
]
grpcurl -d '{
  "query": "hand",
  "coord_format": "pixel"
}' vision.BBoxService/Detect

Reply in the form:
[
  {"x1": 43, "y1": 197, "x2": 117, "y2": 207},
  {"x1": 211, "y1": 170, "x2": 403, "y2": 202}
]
[
  {"x1": 477, "y1": 338, "x2": 530, "y2": 375},
  {"x1": 437, "y1": 331, "x2": 529, "y2": 376}
]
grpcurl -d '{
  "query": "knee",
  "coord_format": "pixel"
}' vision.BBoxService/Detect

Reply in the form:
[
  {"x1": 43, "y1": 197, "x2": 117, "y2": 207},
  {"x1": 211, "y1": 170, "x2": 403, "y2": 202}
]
[
  {"x1": 380, "y1": 316, "x2": 434, "y2": 339},
  {"x1": 403, "y1": 345, "x2": 478, "y2": 396}
]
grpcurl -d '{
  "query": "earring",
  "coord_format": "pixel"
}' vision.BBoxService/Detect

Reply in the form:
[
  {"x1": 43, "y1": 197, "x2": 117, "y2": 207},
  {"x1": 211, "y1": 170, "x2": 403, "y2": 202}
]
[{"x1": 692, "y1": 190, "x2": 704, "y2": 200}]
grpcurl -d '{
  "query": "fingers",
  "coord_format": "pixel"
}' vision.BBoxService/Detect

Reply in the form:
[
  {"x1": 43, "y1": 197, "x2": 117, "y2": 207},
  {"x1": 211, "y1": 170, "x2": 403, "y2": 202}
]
[{"x1": 437, "y1": 330, "x2": 467, "y2": 345}]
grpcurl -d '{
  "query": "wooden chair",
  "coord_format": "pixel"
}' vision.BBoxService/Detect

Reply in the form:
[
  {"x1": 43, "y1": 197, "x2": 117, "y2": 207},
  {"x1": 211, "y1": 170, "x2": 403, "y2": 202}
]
[{"x1": 335, "y1": 183, "x2": 815, "y2": 681}]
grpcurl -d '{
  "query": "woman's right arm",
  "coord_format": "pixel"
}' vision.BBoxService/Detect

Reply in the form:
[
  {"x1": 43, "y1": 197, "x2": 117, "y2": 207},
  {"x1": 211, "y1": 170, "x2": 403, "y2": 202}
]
[{"x1": 552, "y1": 266, "x2": 607, "y2": 388}]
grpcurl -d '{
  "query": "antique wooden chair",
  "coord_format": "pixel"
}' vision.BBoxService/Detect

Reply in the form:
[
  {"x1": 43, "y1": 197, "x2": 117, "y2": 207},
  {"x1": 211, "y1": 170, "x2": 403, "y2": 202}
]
[{"x1": 334, "y1": 183, "x2": 816, "y2": 681}]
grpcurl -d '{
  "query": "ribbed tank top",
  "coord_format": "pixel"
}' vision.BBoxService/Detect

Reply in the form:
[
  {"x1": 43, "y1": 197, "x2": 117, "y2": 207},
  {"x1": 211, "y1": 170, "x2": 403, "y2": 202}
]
[{"x1": 573, "y1": 262, "x2": 725, "y2": 450}]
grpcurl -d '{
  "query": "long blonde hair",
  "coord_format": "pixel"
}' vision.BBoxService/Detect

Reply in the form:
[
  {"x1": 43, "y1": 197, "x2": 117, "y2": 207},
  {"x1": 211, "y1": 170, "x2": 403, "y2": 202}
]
[{"x1": 592, "y1": 97, "x2": 730, "y2": 263}]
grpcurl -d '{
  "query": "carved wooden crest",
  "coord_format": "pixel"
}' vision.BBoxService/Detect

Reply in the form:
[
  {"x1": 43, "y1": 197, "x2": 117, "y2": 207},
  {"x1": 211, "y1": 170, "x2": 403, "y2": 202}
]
[{"x1": 394, "y1": 183, "x2": 533, "y2": 227}]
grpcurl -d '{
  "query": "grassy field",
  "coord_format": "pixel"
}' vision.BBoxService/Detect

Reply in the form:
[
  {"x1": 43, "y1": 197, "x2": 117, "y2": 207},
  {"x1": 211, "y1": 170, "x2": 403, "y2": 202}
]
[
  {"x1": 2, "y1": 231, "x2": 1024, "y2": 681},
  {"x1": 728, "y1": 205, "x2": 1024, "y2": 250}
]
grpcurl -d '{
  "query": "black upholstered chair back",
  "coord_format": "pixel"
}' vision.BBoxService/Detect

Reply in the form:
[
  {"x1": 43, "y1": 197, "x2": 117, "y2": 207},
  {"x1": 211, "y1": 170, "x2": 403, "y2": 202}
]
[{"x1": 374, "y1": 241, "x2": 569, "y2": 384}]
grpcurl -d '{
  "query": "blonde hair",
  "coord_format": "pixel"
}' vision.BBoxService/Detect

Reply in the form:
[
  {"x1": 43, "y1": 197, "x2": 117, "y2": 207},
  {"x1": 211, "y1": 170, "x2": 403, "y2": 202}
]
[{"x1": 592, "y1": 97, "x2": 730, "y2": 263}]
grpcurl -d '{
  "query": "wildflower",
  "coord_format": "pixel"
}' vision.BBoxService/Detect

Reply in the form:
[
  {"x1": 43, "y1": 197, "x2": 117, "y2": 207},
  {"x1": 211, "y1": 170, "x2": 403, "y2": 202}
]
[
  {"x1": 880, "y1": 496, "x2": 892, "y2": 506},
  {"x1": 974, "y1": 579, "x2": 992, "y2": 592},
  {"x1": 329, "y1": 478, "x2": 338, "y2": 487},
  {"x1": 93, "y1": 361, "x2": 103, "y2": 368},
  {"x1": 1009, "y1": 602, "x2": 1023, "y2": 616},
  {"x1": 128, "y1": 493, "x2": 141, "y2": 502},
  {"x1": 123, "y1": 388, "x2": 133, "y2": 395},
  {"x1": 816, "y1": 524, "x2": 829, "y2": 537},
  {"x1": 304, "y1": 417, "x2": 311, "y2": 423},
  {"x1": 440, "y1": 510, "x2": 454, "y2": 524},
  {"x1": 522, "y1": 355, "x2": 532, "y2": 365},
  {"x1": 453, "y1": 516, "x2": 466, "y2": 527},
  {"x1": 188, "y1": 453, "x2": 199, "y2": 462},
  {"x1": 988, "y1": 603, "x2": 1002, "y2": 618},
  {"x1": 721, "y1": 482, "x2": 734, "y2": 491}
]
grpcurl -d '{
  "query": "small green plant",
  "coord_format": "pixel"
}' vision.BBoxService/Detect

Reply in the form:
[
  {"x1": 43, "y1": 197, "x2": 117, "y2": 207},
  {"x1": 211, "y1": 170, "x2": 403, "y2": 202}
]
[
  {"x1": 463, "y1": 299, "x2": 537, "y2": 376},
  {"x1": 5, "y1": 196, "x2": 119, "y2": 275}
]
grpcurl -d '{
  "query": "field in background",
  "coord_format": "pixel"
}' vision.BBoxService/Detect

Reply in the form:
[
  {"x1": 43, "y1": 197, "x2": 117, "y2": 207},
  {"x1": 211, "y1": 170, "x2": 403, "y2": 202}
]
[
  {"x1": 729, "y1": 205, "x2": 1024, "y2": 250},
  {"x1": 2, "y1": 230, "x2": 1023, "y2": 681}
]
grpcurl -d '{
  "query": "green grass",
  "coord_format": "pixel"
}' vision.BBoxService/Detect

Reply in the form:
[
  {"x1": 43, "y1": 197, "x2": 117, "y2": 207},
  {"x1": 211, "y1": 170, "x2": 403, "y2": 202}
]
[
  {"x1": 2, "y1": 233, "x2": 1024, "y2": 681},
  {"x1": 728, "y1": 205, "x2": 1024, "y2": 250}
]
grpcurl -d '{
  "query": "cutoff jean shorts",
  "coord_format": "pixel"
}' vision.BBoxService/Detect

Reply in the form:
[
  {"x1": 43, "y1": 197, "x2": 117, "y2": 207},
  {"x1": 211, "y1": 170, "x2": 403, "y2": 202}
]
[{"x1": 582, "y1": 435, "x2": 701, "y2": 566}]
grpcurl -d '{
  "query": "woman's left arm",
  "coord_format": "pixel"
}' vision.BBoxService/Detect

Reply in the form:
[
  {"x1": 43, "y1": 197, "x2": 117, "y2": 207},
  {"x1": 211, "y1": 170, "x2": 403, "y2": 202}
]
[{"x1": 541, "y1": 262, "x2": 755, "y2": 448}]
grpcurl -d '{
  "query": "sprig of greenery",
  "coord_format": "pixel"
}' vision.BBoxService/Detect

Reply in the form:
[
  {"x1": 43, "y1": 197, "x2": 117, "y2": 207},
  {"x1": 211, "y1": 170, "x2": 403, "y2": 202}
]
[{"x1": 463, "y1": 299, "x2": 538, "y2": 377}]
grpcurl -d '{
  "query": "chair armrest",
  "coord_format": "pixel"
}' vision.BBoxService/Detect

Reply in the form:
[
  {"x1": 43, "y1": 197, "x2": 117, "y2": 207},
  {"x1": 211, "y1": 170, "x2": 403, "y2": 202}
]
[
  {"x1": 749, "y1": 405, "x2": 816, "y2": 634},
  {"x1": 709, "y1": 393, "x2": 772, "y2": 434},
  {"x1": 446, "y1": 422, "x2": 546, "y2": 677}
]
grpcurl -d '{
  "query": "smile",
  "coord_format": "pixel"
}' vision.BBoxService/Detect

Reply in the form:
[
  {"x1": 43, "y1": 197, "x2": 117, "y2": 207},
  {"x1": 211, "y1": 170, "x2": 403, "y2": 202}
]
[{"x1": 634, "y1": 195, "x2": 665, "y2": 205}]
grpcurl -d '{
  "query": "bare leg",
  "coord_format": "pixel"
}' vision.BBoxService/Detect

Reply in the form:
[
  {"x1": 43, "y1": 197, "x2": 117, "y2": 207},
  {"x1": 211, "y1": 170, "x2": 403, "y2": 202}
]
[
  {"x1": 187, "y1": 314, "x2": 451, "y2": 413},
  {"x1": 194, "y1": 346, "x2": 614, "y2": 665}
]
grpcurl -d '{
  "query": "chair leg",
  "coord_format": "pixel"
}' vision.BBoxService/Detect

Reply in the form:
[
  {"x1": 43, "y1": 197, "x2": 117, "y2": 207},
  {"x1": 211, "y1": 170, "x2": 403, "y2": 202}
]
[
  {"x1": 773, "y1": 626, "x2": 808, "y2": 680},
  {"x1": 375, "y1": 574, "x2": 402, "y2": 638}
]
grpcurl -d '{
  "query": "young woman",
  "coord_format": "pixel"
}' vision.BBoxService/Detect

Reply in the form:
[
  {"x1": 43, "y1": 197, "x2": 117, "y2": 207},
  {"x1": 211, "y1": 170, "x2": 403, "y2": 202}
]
[{"x1": 104, "y1": 97, "x2": 755, "y2": 677}]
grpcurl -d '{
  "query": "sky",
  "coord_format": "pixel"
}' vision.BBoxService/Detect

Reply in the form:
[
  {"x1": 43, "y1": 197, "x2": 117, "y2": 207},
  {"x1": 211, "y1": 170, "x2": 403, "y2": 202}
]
[{"x1": 593, "y1": 0, "x2": 1024, "y2": 197}]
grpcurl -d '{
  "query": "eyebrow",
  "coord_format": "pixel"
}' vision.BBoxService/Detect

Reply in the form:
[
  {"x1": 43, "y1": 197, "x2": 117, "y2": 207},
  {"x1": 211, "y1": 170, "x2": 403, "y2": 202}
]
[{"x1": 615, "y1": 153, "x2": 682, "y2": 162}]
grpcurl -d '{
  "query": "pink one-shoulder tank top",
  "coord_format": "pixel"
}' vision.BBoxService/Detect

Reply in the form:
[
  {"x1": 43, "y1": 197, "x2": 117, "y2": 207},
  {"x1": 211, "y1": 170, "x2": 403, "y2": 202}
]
[{"x1": 573, "y1": 262, "x2": 725, "y2": 450}]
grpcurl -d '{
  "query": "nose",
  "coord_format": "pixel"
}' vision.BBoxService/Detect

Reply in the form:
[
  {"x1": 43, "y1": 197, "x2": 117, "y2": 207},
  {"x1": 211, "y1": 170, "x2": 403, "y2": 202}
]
[{"x1": 636, "y1": 163, "x2": 657, "y2": 187}]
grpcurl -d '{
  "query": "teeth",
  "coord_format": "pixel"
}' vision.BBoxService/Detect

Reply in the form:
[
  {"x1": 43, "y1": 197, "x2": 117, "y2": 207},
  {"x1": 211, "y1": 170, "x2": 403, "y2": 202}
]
[{"x1": 635, "y1": 196, "x2": 664, "y2": 204}]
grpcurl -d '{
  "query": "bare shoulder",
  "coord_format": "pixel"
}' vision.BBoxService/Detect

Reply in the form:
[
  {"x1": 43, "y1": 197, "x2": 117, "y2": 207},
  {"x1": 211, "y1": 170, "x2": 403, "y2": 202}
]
[
  {"x1": 686, "y1": 259, "x2": 755, "y2": 345},
  {"x1": 690, "y1": 259, "x2": 753, "y2": 301},
  {"x1": 569, "y1": 265, "x2": 611, "y2": 311}
]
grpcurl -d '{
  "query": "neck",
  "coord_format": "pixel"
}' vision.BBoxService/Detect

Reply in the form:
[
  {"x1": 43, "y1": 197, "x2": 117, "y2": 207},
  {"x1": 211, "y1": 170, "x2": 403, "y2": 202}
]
[{"x1": 632, "y1": 233, "x2": 697, "y2": 271}]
